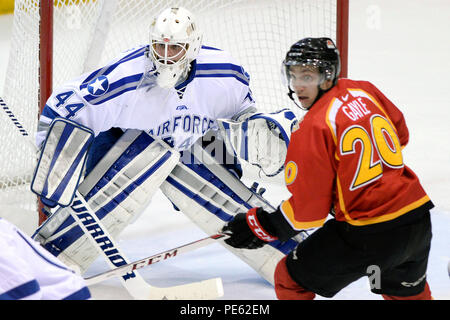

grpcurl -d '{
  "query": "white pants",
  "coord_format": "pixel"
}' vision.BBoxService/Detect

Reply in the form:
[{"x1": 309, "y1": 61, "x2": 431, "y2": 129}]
[{"x1": 0, "y1": 218, "x2": 91, "y2": 300}]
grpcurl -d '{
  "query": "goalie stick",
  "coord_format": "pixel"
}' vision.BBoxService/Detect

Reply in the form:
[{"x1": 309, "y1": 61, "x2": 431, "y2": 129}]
[
  {"x1": 0, "y1": 96, "x2": 224, "y2": 300},
  {"x1": 85, "y1": 233, "x2": 230, "y2": 286}
]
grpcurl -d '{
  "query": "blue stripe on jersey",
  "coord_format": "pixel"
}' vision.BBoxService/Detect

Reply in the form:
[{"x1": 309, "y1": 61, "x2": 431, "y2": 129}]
[
  {"x1": 195, "y1": 63, "x2": 250, "y2": 86},
  {"x1": 41, "y1": 104, "x2": 61, "y2": 120},
  {"x1": 0, "y1": 280, "x2": 40, "y2": 300},
  {"x1": 201, "y1": 45, "x2": 222, "y2": 51},
  {"x1": 63, "y1": 286, "x2": 91, "y2": 300},
  {"x1": 88, "y1": 83, "x2": 138, "y2": 105},
  {"x1": 83, "y1": 73, "x2": 142, "y2": 105},
  {"x1": 81, "y1": 46, "x2": 147, "y2": 85},
  {"x1": 196, "y1": 63, "x2": 246, "y2": 73}
]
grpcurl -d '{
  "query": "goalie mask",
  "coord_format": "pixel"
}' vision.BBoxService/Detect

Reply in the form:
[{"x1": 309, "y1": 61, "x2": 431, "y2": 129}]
[
  {"x1": 281, "y1": 37, "x2": 340, "y2": 110},
  {"x1": 149, "y1": 7, "x2": 203, "y2": 89}
]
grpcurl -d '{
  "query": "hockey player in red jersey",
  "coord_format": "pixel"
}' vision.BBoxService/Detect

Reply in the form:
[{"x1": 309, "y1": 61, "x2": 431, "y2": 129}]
[{"x1": 222, "y1": 37, "x2": 434, "y2": 300}]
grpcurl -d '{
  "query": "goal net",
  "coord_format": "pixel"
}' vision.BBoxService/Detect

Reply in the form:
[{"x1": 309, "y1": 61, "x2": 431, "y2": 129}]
[{"x1": 0, "y1": 0, "x2": 348, "y2": 231}]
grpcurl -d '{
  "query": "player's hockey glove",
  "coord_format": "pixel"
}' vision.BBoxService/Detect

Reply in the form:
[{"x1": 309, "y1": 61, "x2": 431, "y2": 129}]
[{"x1": 222, "y1": 207, "x2": 279, "y2": 249}]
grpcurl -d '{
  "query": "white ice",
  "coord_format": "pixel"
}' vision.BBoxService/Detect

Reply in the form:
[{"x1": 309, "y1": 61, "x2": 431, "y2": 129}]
[{"x1": 0, "y1": 0, "x2": 448, "y2": 300}]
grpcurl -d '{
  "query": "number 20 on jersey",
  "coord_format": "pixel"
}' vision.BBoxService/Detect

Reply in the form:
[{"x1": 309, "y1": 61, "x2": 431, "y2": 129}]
[{"x1": 340, "y1": 114, "x2": 404, "y2": 191}]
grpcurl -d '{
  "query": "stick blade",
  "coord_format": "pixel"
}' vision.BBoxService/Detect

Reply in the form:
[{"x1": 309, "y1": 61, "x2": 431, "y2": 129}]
[{"x1": 147, "y1": 277, "x2": 224, "y2": 300}]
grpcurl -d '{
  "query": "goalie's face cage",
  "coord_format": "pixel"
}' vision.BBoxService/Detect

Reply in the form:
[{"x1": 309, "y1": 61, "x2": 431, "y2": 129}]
[
  {"x1": 150, "y1": 39, "x2": 191, "y2": 89},
  {"x1": 151, "y1": 41, "x2": 189, "y2": 65},
  {"x1": 149, "y1": 7, "x2": 203, "y2": 89}
]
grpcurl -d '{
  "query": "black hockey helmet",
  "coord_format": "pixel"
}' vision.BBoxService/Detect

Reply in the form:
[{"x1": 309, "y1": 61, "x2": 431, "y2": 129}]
[{"x1": 281, "y1": 37, "x2": 341, "y2": 109}]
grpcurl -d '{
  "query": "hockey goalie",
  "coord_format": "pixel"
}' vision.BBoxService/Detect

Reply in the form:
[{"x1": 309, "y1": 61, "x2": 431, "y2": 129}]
[{"x1": 31, "y1": 6, "x2": 301, "y2": 289}]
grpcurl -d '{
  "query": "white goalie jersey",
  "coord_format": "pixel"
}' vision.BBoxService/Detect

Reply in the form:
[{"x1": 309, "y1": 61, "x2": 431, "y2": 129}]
[{"x1": 37, "y1": 45, "x2": 255, "y2": 151}]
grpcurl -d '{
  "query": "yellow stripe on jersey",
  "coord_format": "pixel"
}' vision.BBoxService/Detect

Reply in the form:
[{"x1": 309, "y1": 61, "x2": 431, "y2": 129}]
[
  {"x1": 325, "y1": 97, "x2": 340, "y2": 145},
  {"x1": 336, "y1": 176, "x2": 431, "y2": 226},
  {"x1": 325, "y1": 97, "x2": 342, "y2": 161},
  {"x1": 280, "y1": 200, "x2": 327, "y2": 230}
]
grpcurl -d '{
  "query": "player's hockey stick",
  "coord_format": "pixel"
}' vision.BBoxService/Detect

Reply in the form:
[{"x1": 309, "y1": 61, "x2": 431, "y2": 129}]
[
  {"x1": 85, "y1": 233, "x2": 229, "y2": 286},
  {"x1": 70, "y1": 192, "x2": 224, "y2": 299},
  {"x1": 0, "y1": 96, "x2": 224, "y2": 300}
]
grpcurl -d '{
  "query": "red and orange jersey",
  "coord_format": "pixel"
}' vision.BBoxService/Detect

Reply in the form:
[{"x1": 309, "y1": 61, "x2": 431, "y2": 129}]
[{"x1": 280, "y1": 79, "x2": 430, "y2": 229}]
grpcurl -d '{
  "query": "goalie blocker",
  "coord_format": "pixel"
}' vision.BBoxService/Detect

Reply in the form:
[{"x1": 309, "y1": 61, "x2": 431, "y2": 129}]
[{"x1": 31, "y1": 118, "x2": 95, "y2": 208}]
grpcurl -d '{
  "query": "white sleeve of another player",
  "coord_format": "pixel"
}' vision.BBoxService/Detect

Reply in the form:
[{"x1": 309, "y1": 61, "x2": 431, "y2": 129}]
[
  {"x1": 0, "y1": 219, "x2": 90, "y2": 300},
  {"x1": 0, "y1": 237, "x2": 41, "y2": 299}
]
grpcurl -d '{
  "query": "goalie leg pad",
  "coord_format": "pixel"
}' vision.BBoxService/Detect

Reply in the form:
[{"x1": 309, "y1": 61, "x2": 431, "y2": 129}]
[
  {"x1": 31, "y1": 118, "x2": 94, "y2": 207},
  {"x1": 160, "y1": 141, "x2": 298, "y2": 285},
  {"x1": 33, "y1": 130, "x2": 180, "y2": 272}
]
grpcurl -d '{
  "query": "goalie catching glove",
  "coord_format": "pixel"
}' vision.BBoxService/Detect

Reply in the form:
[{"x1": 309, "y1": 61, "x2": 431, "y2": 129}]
[
  {"x1": 217, "y1": 109, "x2": 299, "y2": 177},
  {"x1": 223, "y1": 207, "x2": 300, "y2": 249}
]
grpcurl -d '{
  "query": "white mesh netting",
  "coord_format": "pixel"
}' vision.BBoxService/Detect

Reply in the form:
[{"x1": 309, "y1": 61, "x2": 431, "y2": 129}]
[{"x1": 0, "y1": 0, "x2": 338, "y2": 222}]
